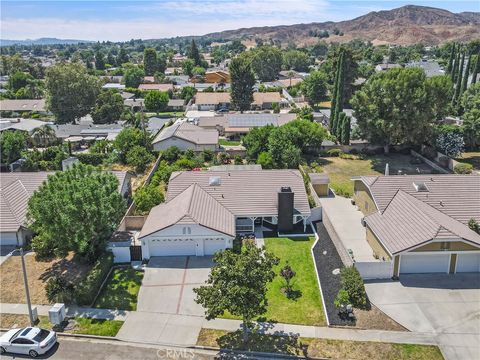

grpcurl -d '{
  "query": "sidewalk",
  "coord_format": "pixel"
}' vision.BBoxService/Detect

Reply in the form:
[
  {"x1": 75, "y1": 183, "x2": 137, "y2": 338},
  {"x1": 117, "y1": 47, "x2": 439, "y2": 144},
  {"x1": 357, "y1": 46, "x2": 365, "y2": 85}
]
[{"x1": 0, "y1": 303, "x2": 130, "y2": 321}]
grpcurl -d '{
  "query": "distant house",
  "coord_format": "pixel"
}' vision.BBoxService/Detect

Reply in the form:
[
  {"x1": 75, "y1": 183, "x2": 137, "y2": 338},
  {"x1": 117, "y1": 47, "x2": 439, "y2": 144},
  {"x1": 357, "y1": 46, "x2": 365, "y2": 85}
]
[
  {"x1": 375, "y1": 63, "x2": 402, "y2": 72},
  {"x1": 0, "y1": 170, "x2": 132, "y2": 246},
  {"x1": 0, "y1": 118, "x2": 53, "y2": 135},
  {"x1": 0, "y1": 99, "x2": 47, "y2": 113},
  {"x1": 406, "y1": 60, "x2": 444, "y2": 78},
  {"x1": 195, "y1": 92, "x2": 231, "y2": 111},
  {"x1": 252, "y1": 92, "x2": 282, "y2": 110},
  {"x1": 142, "y1": 76, "x2": 155, "y2": 83},
  {"x1": 48, "y1": 123, "x2": 123, "y2": 142},
  {"x1": 205, "y1": 70, "x2": 230, "y2": 84},
  {"x1": 138, "y1": 84, "x2": 174, "y2": 92},
  {"x1": 124, "y1": 98, "x2": 145, "y2": 111},
  {"x1": 102, "y1": 83, "x2": 125, "y2": 90},
  {"x1": 152, "y1": 121, "x2": 219, "y2": 152},
  {"x1": 167, "y1": 99, "x2": 186, "y2": 111}
]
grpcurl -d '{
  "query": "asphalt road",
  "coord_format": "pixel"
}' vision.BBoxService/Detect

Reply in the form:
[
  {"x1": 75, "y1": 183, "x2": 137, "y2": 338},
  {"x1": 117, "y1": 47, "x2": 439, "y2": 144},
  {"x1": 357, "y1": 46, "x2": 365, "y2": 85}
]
[{"x1": 0, "y1": 337, "x2": 275, "y2": 360}]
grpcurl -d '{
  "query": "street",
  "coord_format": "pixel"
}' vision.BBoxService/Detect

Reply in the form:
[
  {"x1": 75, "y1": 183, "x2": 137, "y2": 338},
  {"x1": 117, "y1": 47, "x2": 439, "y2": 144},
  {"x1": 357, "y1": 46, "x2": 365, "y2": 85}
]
[{"x1": 0, "y1": 337, "x2": 276, "y2": 360}]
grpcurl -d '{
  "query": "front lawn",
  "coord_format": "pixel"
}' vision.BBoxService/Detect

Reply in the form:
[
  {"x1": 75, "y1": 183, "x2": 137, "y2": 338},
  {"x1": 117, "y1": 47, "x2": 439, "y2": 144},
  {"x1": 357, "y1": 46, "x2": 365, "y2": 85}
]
[
  {"x1": 313, "y1": 154, "x2": 433, "y2": 197},
  {"x1": 0, "y1": 314, "x2": 123, "y2": 337},
  {"x1": 197, "y1": 329, "x2": 444, "y2": 359},
  {"x1": 221, "y1": 237, "x2": 325, "y2": 326},
  {"x1": 219, "y1": 139, "x2": 241, "y2": 146},
  {"x1": 94, "y1": 267, "x2": 144, "y2": 310},
  {"x1": 0, "y1": 252, "x2": 92, "y2": 305}
]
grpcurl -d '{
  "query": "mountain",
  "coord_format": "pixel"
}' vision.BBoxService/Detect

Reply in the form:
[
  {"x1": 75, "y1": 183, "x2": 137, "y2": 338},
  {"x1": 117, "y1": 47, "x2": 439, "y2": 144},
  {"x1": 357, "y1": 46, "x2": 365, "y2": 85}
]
[
  {"x1": 0, "y1": 38, "x2": 93, "y2": 46},
  {"x1": 202, "y1": 5, "x2": 480, "y2": 46}
]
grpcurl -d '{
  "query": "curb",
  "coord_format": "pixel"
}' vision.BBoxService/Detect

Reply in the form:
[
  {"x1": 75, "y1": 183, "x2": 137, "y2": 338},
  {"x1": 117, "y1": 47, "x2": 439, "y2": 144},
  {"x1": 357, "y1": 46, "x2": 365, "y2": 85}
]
[
  {"x1": 0, "y1": 328, "x2": 119, "y2": 342},
  {"x1": 192, "y1": 345, "x2": 328, "y2": 360}
]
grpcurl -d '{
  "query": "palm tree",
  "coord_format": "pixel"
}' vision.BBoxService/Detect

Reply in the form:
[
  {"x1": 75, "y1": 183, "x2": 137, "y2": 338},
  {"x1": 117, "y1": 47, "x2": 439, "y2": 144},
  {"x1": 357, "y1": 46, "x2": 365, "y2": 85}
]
[{"x1": 31, "y1": 125, "x2": 56, "y2": 147}]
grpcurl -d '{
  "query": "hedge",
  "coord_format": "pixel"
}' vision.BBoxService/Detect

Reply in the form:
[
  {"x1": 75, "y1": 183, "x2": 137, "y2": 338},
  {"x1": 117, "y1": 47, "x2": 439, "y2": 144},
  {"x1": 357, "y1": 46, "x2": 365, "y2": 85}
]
[
  {"x1": 74, "y1": 252, "x2": 114, "y2": 305},
  {"x1": 340, "y1": 266, "x2": 367, "y2": 307},
  {"x1": 76, "y1": 153, "x2": 106, "y2": 166}
]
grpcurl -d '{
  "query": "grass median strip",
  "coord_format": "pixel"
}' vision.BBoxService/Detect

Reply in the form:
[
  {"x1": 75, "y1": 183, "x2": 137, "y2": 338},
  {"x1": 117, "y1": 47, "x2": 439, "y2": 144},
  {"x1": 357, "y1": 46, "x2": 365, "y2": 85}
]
[{"x1": 197, "y1": 328, "x2": 444, "y2": 360}]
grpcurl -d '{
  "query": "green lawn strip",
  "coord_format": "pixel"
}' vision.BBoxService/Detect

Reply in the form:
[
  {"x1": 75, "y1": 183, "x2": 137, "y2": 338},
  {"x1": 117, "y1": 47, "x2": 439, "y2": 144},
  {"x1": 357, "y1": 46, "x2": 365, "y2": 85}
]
[
  {"x1": 221, "y1": 237, "x2": 325, "y2": 326},
  {"x1": 93, "y1": 267, "x2": 144, "y2": 311},
  {"x1": 219, "y1": 139, "x2": 241, "y2": 146},
  {"x1": 197, "y1": 329, "x2": 444, "y2": 360},
  {"x1": 36, "y1": 315, "x2": 122, "y2": 337}
]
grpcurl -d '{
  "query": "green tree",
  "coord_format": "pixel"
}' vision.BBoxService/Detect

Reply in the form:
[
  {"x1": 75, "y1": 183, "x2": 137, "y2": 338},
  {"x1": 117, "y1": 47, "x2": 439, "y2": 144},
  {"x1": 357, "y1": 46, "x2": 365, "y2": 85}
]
[
  {"x1": 114, "y1": 127, "x2": 148, "y2": 163},
  {"x1": 229, "y1": 56, "x2": 255, "y2": 112},
  {"x1": 45, "y1": 63, "x2": 101, "y2": 124},
  {"x1": 95, "y1": 51, "x2": 105, "y2": 70},
  {"x1": 283, "y1": 50, "x2": 311, "y2": 72},
  {"x1": 340, "y1": 112, "x2": 351, "y2": 145},
  {"x1": 242, "y1": 125, "x2": 274, "y2": 160},
  {"x1": 426, "y1": 75, "x2": 454, "y2": 120},
  {"x1": 133, "y1": 184, "x2": 165, "y2": 215},
  {"x1": 446, "y1": 43, "x2": 455, "y2": 75},
  {"x1": 126, "y1": 145, "x2": 154, "y2": 173},
  {"x1": 187, "y1": 39, "x2": 201, "y2": 66},
  {"x1": 91, "y1": 89, "x2": 124, "y2": 124},
  {"x1": 144, "y1": 90, "x2": 169, "y2": 113},
  {"x1": 351, "y1": 68, "x2": 435, "y2": 153},
  {"x1": 27, "y1": 164, "x2": 126, "y2": 262},
  {"x1": 452, "y1": 50, "x2": 460, "y2": 84},
  {"x1": 117, "y1": 47, "x2": 129, "y2": 66},
  {"x1": 472, "y1": 52, "x2": 479, "y2": 85},
  {"x1": 250, "y1": 46, "x2": 283, "y2": 81},
  {"x1": 194, "y1": 242, "x2": 279, "y2": 342},
  {"x1": 182, "y1": 59, "x2": 195, "y2": 77},
  {"x1": 8, "y1": 71, "x2": 32, "y2": 92},
  {"x1": 301, "y1": 70, "x2": 328, "y2": 107},
  {"x1": 333, "y1": 51, "x2": 345, "y2": 136},
  {"x1": 461, "y1": 83, "x2": 480, "y2": 149},
  {"x1": 0, "y1": 130, "x2": 27, "y2": 165},
  {"x1": 256, "y1": 151, "x2": 275, "y2": 169},
  {"x1": 31, "y1": 125, "x2": 57, "y2": 147},
  {"x1": 461, "y1": 53, "x2": 472, "y2": 96},
  {"x1": 144, "y1": 48, "x2": 158, "y2": 76},
  {"x1": 329, "y1": 53, "x2": 342, "y2": 134},
  {"x1": 124, "y1": 66, "x2": 144, "y2": 88},
  {"x1": 180, "y1": 86, "x2": 197, "y2": 103},
  {"x1": 453, "y1": 51, "x2": 466, "y2": 107}
]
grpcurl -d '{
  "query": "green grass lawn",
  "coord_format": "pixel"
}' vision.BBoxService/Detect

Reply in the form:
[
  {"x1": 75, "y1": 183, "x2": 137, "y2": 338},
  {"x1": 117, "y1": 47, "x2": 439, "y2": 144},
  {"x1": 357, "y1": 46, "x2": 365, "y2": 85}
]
[
  {"x1": 219, "y1": 139, "x2": 242, "y2": 146},
  {"x1": 313, "y1": 153, "x2": 433, "y2": 197},
  {"x1": 222, "y1": 237, "x2": 325, "y2": 326},
  {"x1": 197, "y1": 329, "x2": 444, "y2": 359},
  {"x1": 94, "y1": 267, "x2": 144, "y2": 311}
]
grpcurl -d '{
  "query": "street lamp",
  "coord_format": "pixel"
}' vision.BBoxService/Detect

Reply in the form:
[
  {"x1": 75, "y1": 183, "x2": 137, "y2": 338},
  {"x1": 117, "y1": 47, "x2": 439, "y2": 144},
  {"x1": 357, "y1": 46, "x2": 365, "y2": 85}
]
[{"x1": 17, "y1": 248, "x2": 34, "y2": 326}]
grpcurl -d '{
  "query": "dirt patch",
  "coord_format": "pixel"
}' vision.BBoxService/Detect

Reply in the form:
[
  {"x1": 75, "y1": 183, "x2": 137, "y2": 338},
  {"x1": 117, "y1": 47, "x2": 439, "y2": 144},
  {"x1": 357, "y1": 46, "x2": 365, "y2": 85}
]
[
  {"x1": 0, "y1": 313, "x2": 33, "y2": 328},
  {"x1": 0, "y1": 252, "x2": 92, "y2": 305},
  {"x1": 351, "y1": 304, "x2": 406, "y2": 331}
]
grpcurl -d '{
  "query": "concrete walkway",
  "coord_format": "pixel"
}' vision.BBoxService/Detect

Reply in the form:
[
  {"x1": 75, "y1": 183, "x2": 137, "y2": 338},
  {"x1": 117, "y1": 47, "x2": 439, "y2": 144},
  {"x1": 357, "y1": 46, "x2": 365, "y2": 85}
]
[
  {"x1": 0, "y1": 303, "x2": 130, "y2": 321},
  {"x1": 254, "y1": 227, "x2": 265, "y2": 248}
]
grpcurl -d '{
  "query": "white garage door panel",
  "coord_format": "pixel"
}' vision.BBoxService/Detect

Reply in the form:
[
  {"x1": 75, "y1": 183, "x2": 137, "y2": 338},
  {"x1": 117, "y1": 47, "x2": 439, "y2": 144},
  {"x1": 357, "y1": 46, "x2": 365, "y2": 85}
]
[
  {"x1": 456, "y1": 253, "x2": 480, "y2": 273},
  {"x1": 204, "y1": 239, "x2": 226, "y2": 255},
  {"x1": 400, "y1": 254, "x2": 449, "y2": 274},
  {"x1": 149, "y1": 239, "x2": 196, "y2": 256}
]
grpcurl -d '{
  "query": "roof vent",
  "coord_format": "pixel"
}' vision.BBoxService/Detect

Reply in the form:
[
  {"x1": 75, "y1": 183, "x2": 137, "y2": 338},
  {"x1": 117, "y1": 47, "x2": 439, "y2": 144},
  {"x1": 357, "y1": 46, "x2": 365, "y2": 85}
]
[
  {"x1": 209, "y1": 176, "x2": 221, "y2": 186},
  {"x1": 413, "y1": 182, "x2": 429, "y2": 192}
]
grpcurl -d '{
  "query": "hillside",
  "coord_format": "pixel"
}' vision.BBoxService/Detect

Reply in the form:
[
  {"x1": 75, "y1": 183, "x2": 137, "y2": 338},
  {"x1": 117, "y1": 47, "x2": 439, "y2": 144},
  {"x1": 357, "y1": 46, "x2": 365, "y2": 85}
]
[
  {"x1": 203, "y1": 5, "x2": 480, "y2": 46},
  {"x1": 0, "y1": 38, "x2": 93, "y2": 46}
]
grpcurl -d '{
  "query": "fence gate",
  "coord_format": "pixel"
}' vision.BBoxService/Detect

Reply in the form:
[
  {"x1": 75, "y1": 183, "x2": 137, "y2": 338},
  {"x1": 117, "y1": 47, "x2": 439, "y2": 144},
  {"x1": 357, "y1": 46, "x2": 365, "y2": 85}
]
[{"x1": 130, "y1": 245, "x2": 142, "y2": 261}]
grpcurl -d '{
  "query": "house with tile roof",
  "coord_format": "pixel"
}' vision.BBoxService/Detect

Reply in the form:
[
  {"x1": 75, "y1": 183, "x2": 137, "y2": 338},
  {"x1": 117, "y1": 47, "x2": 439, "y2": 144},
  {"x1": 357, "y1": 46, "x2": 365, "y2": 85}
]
[
  {"x1": 352, "y1": 174, "x2": 480, "y2": 276},
  {"x1": 152, "y1": 121, "x2": 219, "y2": 152},
  {"x1": 139, "y1": 169, "x2": 311, "y2": 258}
]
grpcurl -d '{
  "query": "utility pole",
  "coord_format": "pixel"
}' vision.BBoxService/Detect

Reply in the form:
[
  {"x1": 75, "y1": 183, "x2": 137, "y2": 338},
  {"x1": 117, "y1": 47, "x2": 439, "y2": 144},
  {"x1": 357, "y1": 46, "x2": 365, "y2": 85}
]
[{"x1": 20, "y1": 248, "x2": 34, "y2": 326}]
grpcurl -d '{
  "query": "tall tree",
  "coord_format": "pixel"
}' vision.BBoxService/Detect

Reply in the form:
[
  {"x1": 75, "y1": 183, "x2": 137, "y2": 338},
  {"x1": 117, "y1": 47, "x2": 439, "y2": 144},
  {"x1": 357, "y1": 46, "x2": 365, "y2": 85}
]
[
  {"x1": 472, "y1": 52, "x2": 479, "y2": 85},
  {"x1": 351, "y1": 68, "x2": 436, "y2": 153},
  {"x1": 91, "y1": 89, "x2": 124, "y2": 124},
  {"x1": 0, "y1": 130, "x2": 27, "y2": 165},
  {"x1": 452, "y1": 50, "x2": 460, "y2": 83},
  {"x1": 124, "y1": 66, "x2": 144, "y2": 88},
  {"x1": 187, "y1": 39, "x2": 201, "y2": 66},
  {"x1": 45, "y1": 63, "x2": 101, "y2": 124},
  {"x1": 333, "y1": 51, "x2": 345, "y2": 136},
  {"x1": 329, "y1": 56, "x2": 341, "y2": 134},
  {"x1": 461, "y1": 83, "x2": 480, "y2": 149},
  {"x1": 426, "y1": 75, "x2": 454, "y2": 121},
  {"x1": 301, "y1": 70, "x2": 328, "y2": 107},
  {"x1": 452, "y1": 51, "x2": 465, "y2": 107},
  {"x1": 341, "y1": 113, "x2": 351, "y2": 145},
  {"x1": 194, "y1": 242, "x2": 279, "y2": 342},
  {"x1": 229, "y1": 56, "x2": 255, "y2": 112},
  {"x1": 117, "y1": 47, "x2": 129, "y2": 65},
  {"x1": 95, "y1": 51, "x2": 105, "y2": 70},
  {"x1": 461, "y1": 52, "x2": 472, "y2": 96},
  {"x1": 446, "y1": 43, "x2": 455, "y2": 75},
  {"x1": 250, "y1": 46, "x2": 283, "y2": 81},
  {"x1": 143, "y1": 48, "x2": 158, "y2": 76},
  {"x1": 144, "y1": 90, "x2": 169, "y2": 114},
  {"x1": 28, "y1": 164, "x2": 126, "y2": 262}
]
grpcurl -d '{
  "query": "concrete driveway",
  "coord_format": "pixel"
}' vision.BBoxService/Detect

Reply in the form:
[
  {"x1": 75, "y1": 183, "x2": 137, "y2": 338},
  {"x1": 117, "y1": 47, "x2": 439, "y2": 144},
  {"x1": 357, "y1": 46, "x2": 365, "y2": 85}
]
[
  {"x1": 365, "y1": 274, "x2": 480, "y2": 360},
  {"x1": 137, "y1": 256, "x2": 212, "y2": 316}
]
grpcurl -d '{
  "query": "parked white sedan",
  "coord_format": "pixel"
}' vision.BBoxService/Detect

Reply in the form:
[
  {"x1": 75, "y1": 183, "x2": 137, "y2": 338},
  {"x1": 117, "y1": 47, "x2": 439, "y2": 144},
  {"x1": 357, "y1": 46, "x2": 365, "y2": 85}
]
[{"x1": 0, "y1": 327, "x2": 57, "y2": 357}]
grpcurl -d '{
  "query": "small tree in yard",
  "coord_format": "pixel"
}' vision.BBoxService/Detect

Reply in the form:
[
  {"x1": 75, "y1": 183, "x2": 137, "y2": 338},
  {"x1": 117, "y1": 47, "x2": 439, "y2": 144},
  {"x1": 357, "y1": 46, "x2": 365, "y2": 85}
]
[
  {"x1": 133, "y1": 184, "x2": 165, "y2": 215},
  {"x1": 340, "y1": 267, "x2": 367, "y2": 307},
  {"x1": 280, "y1": 261, "x2": 296, "y2": 298},
  {"x1": 126, "y1": 145, "x2": 154, "y2": 173},
  {"x1": 144, "y1": 90, "x2": 169, "y2": 114},
  {"x1": 194, "y1": 242, "x2": 279, "y2": 342}
]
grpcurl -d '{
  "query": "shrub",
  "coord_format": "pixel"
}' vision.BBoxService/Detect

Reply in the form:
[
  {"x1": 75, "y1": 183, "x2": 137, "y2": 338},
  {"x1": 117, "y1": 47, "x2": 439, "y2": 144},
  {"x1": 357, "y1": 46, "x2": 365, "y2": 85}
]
[
  {"x1": 161, "y1": 146, "x2": 181, "y2": 163},
  {"x1": 340, "y1": 267, "x2": 367, "y2": 307},
  {"x1": 326, "y1": 148, "x2": 343, "y2": 157},
  {"x1": 126, "y1": 145, "x2": 154, "y2": 173},
  {"x1": 74, "y1": 252, "x2": 114, "y2": 305},
  {"x1": 454, "y1": 163, "x2": 473, "y2": 174},
  {"x1": 202, "y1": 149, "x2": 214, "y2": 162},
  {"x1": 133, "y1": 184, "x2": 165, "y2": 215},
  {"x1": 76, "y1": 152, "x2": 106, "y2": 166},
  {"x1": 46, "y1": 275, "x2": 75, "y2": 304},
  {"x1": 334, "y1": 288, "x2": 350, "y2": 308}
]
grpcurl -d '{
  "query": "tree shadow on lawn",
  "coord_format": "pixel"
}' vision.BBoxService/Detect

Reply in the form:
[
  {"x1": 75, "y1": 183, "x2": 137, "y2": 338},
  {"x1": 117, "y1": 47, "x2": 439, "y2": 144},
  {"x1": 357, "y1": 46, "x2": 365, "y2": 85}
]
[
  {"x1": 38, "y1": 253, "x2": 91, "y2": 284},
  {"x1": 216, "y1": 326, "x2": 308, "y2": 357}
]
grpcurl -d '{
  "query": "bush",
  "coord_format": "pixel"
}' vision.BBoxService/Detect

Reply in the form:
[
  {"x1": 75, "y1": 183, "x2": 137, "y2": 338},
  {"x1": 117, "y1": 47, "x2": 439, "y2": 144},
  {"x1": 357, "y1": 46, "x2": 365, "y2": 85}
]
[
  {"x1": 326, "y1": 148, "x2": 343, "y2": 157},
  {"x1": 334, "y1": 288, "x2": 350, "y2": 308},
  {"x1": 133, "y1": 184, "x2": 165, "y2": 215},
  {"x1": 126, "y1": 145, "x2": 154, "y2": 173},
  {"x1": 202, "y1": 149, "x2": 214, "y2": 162},
  {"x1": 340, "y1": 267, "x2": 367, "y2": 307},
  {"x1": 161, "y1": 146, "x2": 181, "y2": 163},
  {"x1": 46, "y1": 275, "x2": 75, "y2": 304},
  {"x1": 76, "y1": 152, "x2": 106, "y2": 166},
  {"x1": 74, "y1": 252, "x2": 114, "y2": 305},
  {"x1": 454, "y1": 163, "x2": 473, "y2": 174}
]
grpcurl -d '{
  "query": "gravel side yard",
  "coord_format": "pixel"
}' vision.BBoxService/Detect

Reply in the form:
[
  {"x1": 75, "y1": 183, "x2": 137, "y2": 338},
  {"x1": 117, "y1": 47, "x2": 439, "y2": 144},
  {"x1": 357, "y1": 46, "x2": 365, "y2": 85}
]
[{"x1": 313, "y1": 223, "x2": 404, "y2": 330}]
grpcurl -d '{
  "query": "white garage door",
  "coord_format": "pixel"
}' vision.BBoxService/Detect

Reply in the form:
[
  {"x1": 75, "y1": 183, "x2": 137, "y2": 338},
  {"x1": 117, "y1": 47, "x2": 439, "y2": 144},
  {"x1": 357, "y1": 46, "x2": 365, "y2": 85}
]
[
  {"x1": 400, "y1": 254, "x2": 449, "y2": 274},
  {"x1": 149, "y1": 238, "x2": 196, "y2": 256},
  {"x1": 204, "y1": 238, "x2": 226, "y2": 255},
  {"x1": 456, "y1": 253, "x2": 480, "y2": 273}
]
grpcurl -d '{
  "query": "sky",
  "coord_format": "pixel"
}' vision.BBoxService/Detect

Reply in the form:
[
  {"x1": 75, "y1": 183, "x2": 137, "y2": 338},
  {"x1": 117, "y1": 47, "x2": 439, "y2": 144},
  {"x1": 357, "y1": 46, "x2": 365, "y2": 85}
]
[{"x1": 1, "y1": 0, "x2": 479, "y2": 41}]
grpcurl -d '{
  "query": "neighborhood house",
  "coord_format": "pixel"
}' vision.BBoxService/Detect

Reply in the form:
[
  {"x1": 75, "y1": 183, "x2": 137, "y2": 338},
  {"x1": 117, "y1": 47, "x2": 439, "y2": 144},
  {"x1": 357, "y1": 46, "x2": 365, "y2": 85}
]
[{"x1": 152, "y1": 121, "x2": 219, "y2": 152}]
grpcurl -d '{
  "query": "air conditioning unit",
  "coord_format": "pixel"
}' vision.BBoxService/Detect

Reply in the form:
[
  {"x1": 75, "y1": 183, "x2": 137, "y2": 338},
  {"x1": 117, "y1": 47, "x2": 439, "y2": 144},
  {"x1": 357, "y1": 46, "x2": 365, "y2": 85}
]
[{"x1": 48, "y1": 303, "x2": 66, "y2": 325}]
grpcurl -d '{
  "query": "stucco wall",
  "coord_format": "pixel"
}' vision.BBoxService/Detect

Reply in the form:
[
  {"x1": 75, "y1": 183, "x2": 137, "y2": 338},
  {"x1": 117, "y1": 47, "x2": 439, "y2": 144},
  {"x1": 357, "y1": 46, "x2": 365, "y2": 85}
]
[
  {"x1": 411, "y1": 241, "x2": 480, "y2": 252},
  {"x1": 366, "y1": 227, "x2": 391, "y2": 260},
  {"x1": 312, "y1": 183, "x2": 329, "y2": 197},
  {"x1": 353, "y1": 181, "x2": 378, "y2": 216}
]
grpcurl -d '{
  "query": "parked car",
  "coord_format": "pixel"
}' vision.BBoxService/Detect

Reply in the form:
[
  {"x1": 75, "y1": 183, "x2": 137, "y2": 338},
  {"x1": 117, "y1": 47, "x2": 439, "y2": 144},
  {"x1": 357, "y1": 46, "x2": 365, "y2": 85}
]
[
  {"x1": 216, "y1": 107, "x2": 229, "y2": 113},
  {"x1": 0, "y1": 327, "x2": 57, "y2": 358}
]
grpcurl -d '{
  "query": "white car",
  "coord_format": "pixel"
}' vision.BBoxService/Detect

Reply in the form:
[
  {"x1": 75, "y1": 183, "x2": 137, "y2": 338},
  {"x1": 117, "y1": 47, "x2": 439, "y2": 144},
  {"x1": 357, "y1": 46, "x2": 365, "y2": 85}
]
[{"x1": 0, "y1": 327, "x2": 57, "y2": 357}]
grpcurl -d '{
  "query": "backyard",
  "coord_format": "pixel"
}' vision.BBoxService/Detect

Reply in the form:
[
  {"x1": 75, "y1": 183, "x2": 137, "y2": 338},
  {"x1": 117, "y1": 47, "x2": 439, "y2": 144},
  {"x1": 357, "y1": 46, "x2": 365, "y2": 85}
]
[
  {"x1": 456, "y1": 152, "x2": 480, "y2": 171},
  {"x1": 94, "y1": 267, "x2": 144, "y2": 311},
  {"x1": 219, "y1": 138, "x2": 242, "y2": 146},
  {"x1": 197, "y1": 329, "x2": 444, "y2": 360},
  {"x1": 309, "y1": 153, "x2": 433, "y2": 197},
  {"x1": 222, "y1": 237, "x2": 325, "y2": 326},
  {"x1": 0, "y1": 252, "x2": 92, "y2": 305}
]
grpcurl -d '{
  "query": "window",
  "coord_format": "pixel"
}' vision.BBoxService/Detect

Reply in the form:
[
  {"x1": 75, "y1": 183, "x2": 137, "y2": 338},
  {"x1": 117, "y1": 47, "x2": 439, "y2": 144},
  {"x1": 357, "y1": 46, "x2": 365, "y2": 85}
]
[
  {"x1": 12, "y1": 338, "x2": 33, "y2": 344},
  {"x1": 33, "y1": 330, "x2": 50, "y2": 342}
]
